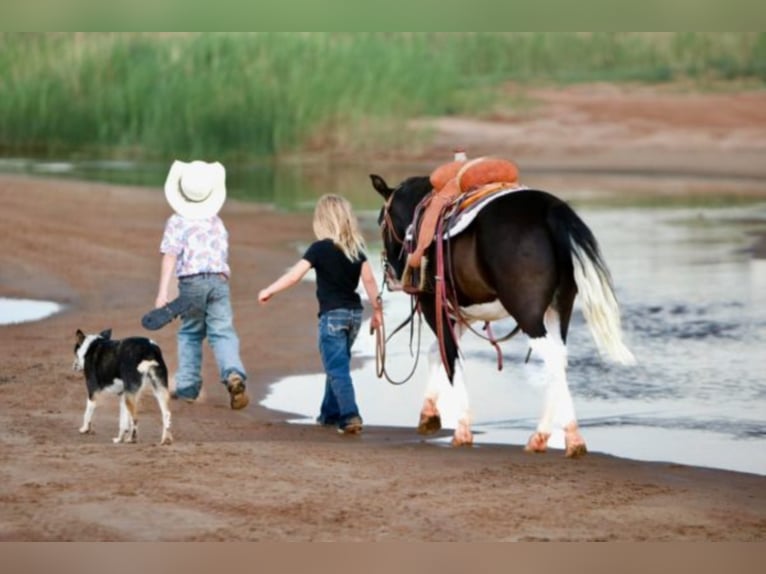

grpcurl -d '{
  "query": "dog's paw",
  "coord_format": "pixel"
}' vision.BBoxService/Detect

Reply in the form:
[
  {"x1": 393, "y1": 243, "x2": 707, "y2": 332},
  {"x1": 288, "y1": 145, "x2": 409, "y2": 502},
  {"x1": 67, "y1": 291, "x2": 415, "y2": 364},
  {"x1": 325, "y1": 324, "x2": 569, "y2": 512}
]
[
  {"x1": 160, "y1": 432, "x2": 173, "y2": 446},
  {"x1": 78, "y1": 425, "x2": 93, "y2": 435}
]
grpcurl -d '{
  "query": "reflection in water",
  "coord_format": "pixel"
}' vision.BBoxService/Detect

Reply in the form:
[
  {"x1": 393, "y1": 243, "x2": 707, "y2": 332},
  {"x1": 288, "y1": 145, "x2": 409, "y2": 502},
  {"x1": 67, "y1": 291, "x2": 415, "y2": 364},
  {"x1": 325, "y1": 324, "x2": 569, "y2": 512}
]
[{"x1": 264, "y1": 202, "x2": 766, "y2": 476}]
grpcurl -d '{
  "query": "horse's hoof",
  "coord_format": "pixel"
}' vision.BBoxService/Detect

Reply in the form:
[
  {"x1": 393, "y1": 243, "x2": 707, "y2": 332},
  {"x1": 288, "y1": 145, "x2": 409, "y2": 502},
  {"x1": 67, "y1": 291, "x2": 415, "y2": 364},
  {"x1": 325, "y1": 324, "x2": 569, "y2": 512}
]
[
  {"x1": 524, "y1": 432, "x2": 550, "y2": 453},
  {"x1": 564, "y1": 423, "x2": 587, "y2": 458},
  {"x1": 451, "y1": 436, "x2": 473, "y2": 447},
  {"x1": 565, "y1": 443, "x2": 588, "y2": 458},
  {"x1": 417, "y1": 415, "x2": 442, "y2": 435}
]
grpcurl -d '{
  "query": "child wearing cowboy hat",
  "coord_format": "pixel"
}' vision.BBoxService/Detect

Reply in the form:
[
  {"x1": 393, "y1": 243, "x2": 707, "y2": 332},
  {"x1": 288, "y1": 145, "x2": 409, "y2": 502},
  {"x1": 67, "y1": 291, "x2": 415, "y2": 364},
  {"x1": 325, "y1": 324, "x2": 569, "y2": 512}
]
[{"x1": 153, "y1": 160, "x2": 249, "y2": 410}]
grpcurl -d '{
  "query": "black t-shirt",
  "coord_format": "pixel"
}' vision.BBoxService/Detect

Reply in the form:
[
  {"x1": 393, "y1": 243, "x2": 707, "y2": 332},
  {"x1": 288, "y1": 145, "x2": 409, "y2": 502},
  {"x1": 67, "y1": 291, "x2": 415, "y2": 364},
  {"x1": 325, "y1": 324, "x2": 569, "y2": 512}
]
[{"x1": 303, "y1": 239, "x2": 366, "y2": 316}]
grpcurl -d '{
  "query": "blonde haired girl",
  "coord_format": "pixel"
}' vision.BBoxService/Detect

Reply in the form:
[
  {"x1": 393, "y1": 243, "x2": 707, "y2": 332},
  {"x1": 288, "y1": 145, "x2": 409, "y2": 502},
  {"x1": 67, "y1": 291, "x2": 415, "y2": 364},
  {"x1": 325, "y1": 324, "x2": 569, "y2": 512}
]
[
  {"x1": 312, "y1": 194, "x2": 366, "y2": 261},
  {"x1": 258, "y1": 194, "x2": 383, "y2": 434}
]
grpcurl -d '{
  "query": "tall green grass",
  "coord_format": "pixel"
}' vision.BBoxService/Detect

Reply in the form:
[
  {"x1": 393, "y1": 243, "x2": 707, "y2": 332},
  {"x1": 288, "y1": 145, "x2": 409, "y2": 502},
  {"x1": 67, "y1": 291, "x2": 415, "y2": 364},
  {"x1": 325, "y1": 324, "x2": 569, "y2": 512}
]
[{"x1": 1, "y1": 33, "x2": 764, "y2": 160}]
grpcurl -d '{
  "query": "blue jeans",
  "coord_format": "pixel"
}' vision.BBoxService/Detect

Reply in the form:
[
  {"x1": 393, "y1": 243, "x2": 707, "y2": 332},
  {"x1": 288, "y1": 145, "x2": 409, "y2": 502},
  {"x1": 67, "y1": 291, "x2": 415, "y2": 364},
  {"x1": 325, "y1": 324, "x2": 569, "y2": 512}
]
[
  {"x1": 174, "y1": 274, "x2": 246, "y2": 400},
  {"x1": 317, "y1": 307, "x2": 363, "y2": 428}
]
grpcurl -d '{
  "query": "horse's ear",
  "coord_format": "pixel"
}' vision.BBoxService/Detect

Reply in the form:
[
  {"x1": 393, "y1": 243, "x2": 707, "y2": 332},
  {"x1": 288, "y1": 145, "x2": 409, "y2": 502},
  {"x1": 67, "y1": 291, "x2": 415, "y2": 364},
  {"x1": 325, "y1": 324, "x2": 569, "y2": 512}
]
[{"x1": 369, "y1": 174, "x2": 393, "y2": 200}]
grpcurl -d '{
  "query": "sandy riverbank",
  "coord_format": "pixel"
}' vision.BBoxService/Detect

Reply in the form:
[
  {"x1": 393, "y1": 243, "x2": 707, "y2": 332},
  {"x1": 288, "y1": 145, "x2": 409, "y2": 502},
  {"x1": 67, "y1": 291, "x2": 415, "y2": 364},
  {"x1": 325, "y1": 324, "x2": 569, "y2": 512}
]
[{"x1": 1, "y1": 84, "x2": 765, "y2": 541}]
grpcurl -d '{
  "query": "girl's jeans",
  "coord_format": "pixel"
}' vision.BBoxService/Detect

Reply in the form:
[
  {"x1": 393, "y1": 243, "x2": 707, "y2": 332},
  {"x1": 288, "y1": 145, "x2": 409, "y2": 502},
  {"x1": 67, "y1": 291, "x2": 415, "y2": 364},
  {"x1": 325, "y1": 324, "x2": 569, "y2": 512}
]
[
  {"x1": 317, "y1": 307, "x2": 363, "y2": 428},
  {"x1": 173, "y1": 274, "x2": 247, "y2": 400}
]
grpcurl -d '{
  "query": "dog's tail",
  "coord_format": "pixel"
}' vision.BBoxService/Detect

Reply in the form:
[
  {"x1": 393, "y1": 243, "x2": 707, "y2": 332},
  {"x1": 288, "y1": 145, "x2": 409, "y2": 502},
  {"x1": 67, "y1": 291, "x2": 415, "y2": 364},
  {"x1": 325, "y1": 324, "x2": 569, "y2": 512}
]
[
  {"x1": 137, "y1": 359, "x2": 168, "y2": 390},
  {"x1": 137, "y1": 360, "x2": 159, "y2": 375}
]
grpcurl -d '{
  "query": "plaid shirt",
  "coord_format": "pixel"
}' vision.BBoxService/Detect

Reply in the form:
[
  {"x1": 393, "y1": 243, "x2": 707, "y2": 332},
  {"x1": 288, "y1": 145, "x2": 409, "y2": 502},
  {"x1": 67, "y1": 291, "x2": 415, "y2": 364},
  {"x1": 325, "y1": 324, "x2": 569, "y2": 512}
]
[{"x1": 160, "y1": 214, "x2": 231, "y2": 278}]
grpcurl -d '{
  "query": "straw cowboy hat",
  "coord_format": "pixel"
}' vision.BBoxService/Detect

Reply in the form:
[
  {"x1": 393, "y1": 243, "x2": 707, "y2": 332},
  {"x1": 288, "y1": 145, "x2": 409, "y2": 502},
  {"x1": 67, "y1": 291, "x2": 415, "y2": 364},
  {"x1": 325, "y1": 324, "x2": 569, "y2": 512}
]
[{"x1": 164, "y1": 160, "x2": 227, "y2": 219}]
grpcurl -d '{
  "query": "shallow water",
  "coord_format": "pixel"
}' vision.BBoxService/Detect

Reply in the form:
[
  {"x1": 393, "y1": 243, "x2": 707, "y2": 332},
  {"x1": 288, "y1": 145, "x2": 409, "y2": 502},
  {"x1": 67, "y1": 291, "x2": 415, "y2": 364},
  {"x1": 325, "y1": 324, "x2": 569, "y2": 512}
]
[
  {"x1": 263, "y1": 202, "x2": 766, "y2": 476},
  {"x1": 0, "y1": 297, "x2": 63, "y2": 325}
]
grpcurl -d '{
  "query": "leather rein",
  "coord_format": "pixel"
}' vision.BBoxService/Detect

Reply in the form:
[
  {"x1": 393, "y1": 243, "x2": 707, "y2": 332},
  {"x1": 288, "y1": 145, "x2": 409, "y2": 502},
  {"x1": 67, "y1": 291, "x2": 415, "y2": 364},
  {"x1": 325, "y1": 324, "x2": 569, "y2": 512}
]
[{"x1": 374, "y1": 190, "x2": 424, "y2": 386}]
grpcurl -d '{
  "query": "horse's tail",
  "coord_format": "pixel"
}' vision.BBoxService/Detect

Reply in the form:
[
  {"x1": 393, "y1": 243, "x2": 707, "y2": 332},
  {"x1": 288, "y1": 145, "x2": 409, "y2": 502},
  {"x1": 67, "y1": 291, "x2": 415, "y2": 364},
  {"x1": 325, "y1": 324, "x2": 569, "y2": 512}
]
[{"x1": 548, "y1": 202, "x2": 636, "y2": 365}]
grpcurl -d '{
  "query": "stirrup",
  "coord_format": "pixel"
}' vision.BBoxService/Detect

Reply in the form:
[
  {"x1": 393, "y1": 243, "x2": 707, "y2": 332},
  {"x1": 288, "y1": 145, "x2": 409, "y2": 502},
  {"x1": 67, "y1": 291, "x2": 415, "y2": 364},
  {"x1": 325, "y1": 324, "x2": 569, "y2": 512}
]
[{"x1": 401, "y1": 256, "x2": 429, "y2": 294}]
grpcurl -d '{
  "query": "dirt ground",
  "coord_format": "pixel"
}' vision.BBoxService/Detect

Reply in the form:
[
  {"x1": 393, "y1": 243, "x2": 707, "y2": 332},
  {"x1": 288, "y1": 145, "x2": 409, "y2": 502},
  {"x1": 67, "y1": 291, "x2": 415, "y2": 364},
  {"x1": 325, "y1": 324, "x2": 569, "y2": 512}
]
[{"x1": 1, "y1": 84, "x2": 765, "y2": 541}]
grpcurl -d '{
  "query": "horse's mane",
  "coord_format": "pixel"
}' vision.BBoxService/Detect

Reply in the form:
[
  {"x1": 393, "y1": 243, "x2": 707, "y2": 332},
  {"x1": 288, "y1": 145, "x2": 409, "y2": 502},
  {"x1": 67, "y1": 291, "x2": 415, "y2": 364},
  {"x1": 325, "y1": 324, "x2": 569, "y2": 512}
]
[{"x1": 397, "y1": 176, "x2": 431, "y2": 212}]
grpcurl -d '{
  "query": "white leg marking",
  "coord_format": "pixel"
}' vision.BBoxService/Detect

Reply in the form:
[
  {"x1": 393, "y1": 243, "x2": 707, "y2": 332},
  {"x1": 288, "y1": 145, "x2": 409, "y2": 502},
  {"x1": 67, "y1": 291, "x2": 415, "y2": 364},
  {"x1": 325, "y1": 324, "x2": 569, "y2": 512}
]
[
  {"x1": 152, "y1": 384, "x2": 173, "y2": 446},
  {"x1": 529, "y1": 308, "x2": 574, "y2": 435},
  {"x1": 424, "y1": 340, "x2": 443, "y2": 405},
  {"x1": 128, "y1": 412, "x2": 138, "y2": 443},
  {"x1": 127, "y1": 384, "x2": 147, "y2": 445},
  {"x1": 450, "y1": 358, "x2": 473, "y2": 446},
  {"x1": 526, "y1": 308, "x2": 586, "y2": 456},
  {"x1": 124, "y1": 394, "x2": 138, "y2": 443},
  {"x1": 417, "y1": 341, "x2": 444, "y2": 434},
  {"x1": 449, "y1": 323, "x2": 472, "y2": 446},
  {"x1": 114, "y1": 395, "x2": 128, "y2": 444},
  {"x1": 79, "y1": 398, "x2": 96, "y2": 434},
  {"x1": 421, "y1": 324, "x2": 473, "y2": 446}
]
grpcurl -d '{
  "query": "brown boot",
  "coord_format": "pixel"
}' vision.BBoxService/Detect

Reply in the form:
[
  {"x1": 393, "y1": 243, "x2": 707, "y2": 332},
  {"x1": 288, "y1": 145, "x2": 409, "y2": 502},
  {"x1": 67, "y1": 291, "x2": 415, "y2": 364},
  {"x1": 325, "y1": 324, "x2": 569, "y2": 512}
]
[{"x1": 226, "y1": 372, "x2": 249, "y2": 410}]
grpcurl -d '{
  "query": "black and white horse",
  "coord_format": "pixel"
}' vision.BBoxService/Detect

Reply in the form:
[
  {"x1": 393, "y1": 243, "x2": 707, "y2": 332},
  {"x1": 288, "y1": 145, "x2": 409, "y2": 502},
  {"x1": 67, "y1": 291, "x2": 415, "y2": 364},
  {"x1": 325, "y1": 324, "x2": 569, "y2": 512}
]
[{"x1": 371, "y1": 174, "x2": 635, "y2": 457}]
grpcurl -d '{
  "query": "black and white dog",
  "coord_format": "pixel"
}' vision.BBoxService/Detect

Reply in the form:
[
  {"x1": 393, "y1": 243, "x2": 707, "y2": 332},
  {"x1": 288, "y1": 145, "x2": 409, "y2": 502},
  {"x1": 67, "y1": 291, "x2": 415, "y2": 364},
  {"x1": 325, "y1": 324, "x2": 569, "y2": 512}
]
[{"x1": 73, "y1": 329, "x2": 173, "y2": 445}]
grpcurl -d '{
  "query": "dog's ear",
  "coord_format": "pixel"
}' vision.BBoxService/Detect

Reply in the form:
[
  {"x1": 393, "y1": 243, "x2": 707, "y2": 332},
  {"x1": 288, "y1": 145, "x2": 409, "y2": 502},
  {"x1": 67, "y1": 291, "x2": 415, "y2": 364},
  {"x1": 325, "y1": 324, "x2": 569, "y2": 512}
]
[
  {"x1": 76, "y1": 329, "x2": 85, "y2": 345},
  {"x1": 99, "y1": 329, "x2": 112, "y2": 340}
]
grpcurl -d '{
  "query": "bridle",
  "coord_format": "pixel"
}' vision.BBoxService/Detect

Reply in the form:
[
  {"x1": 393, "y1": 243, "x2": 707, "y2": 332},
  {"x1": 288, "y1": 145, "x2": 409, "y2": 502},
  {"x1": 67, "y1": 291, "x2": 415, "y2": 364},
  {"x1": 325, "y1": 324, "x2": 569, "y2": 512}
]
[
  {"x1": 378, "y1": 189, "x2": 408, "y2": 292},
  {"x1": 380, "y1": 189, "x2": 407, "y2": 248},
  {"x1": 374, "y1": 187, "x2": 424, "y2": 386}
]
